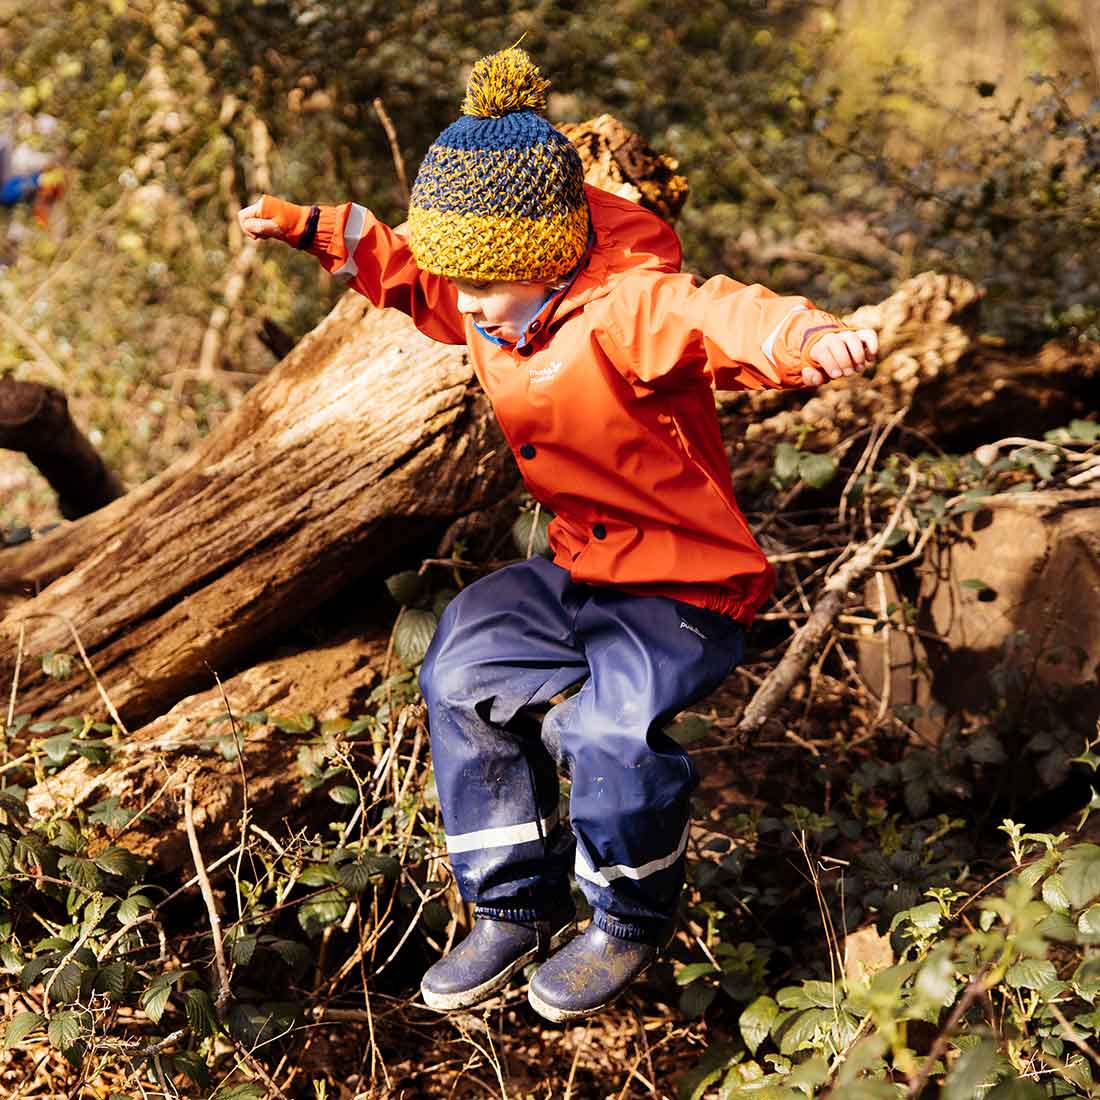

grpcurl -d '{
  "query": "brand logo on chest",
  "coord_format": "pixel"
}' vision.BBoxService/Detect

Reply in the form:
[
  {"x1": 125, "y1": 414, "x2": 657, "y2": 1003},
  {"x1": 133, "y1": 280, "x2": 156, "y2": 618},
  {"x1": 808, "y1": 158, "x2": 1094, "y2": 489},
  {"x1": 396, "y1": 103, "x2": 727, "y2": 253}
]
[{"x1": 528, "y1": 359, "x2": 565, "y2": 384}]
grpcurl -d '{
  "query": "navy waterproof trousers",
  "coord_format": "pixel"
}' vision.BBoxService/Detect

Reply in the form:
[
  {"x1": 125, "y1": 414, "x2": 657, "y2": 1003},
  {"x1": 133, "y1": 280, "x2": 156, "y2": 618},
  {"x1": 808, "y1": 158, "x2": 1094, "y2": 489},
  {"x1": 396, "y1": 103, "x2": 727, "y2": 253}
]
[{"x1": 419, "y1": 556, "x2": 744, "y2": 943}]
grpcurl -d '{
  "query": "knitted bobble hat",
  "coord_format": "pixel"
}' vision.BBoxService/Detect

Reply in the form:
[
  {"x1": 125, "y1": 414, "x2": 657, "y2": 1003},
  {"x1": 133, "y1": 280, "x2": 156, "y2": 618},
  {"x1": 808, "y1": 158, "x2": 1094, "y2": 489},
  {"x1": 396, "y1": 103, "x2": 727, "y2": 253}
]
[{"x1": 408, "y1": 47, "x2": 589, "y2": 283}]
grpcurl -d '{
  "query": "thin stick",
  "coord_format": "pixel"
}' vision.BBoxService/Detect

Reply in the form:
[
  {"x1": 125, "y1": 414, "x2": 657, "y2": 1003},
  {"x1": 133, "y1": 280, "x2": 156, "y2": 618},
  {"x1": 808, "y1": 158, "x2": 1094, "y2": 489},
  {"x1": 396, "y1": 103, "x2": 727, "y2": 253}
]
[
  {"x1": 5, "y1": 621, "x2": 25, "y2": 765},
  {"x1": 183, "y1": 770, "x2": 231, "y2": 1012},
  {"x1": 372, "y1": 98, "x2": 410, "y2": 206}
]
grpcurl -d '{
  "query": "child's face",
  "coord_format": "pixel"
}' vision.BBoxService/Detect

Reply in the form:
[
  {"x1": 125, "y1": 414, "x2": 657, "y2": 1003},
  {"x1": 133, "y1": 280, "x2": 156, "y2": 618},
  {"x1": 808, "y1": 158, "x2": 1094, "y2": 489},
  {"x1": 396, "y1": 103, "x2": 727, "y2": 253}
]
[{"x1": 450, "y1": 278, "x2": 552, "y2": 344}]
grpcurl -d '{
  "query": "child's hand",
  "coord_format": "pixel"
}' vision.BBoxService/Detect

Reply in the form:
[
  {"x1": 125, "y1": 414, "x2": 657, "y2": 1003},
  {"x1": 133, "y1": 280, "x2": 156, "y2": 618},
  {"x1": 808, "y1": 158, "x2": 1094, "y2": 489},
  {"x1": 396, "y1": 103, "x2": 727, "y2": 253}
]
[
  {"x1": 800, "y1": 328, "x2": 879, "y2": 386},
  {"x1": 237, "y1": 199, "x2": 285, "y2": 241}
]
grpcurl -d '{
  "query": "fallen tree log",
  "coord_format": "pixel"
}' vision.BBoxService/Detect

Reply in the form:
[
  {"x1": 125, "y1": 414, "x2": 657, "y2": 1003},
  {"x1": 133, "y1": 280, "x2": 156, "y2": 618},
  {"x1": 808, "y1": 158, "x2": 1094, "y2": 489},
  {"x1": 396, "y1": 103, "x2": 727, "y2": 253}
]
[
  {"x1": 0, "y1": 295, "x2": 513, "y2": 730},
  {"x1": 0, "y1": 115, "x2": 686, "y2": 734},
  {"x1": 0, "y1": 377, "x2": 123, "y2": 520}
]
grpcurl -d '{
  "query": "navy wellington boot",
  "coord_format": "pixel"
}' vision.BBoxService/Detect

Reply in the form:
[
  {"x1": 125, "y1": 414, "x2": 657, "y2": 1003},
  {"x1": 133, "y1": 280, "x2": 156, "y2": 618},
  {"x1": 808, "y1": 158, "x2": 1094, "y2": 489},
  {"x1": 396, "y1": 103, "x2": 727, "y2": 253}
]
[
  {"x1": 527, "y1": 923, "x2": 660, "y2": 1022},
  {"x1": 421, "y1": 906, "x2": 576, "y2": 1012}
]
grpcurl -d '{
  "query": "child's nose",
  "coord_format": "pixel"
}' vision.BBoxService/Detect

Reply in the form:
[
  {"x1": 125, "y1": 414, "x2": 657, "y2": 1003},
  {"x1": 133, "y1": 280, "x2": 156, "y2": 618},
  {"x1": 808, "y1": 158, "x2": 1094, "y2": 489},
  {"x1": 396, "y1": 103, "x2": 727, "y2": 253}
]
[{"x1": 455, "y1": 290, "x2": 479, "y2": 316}]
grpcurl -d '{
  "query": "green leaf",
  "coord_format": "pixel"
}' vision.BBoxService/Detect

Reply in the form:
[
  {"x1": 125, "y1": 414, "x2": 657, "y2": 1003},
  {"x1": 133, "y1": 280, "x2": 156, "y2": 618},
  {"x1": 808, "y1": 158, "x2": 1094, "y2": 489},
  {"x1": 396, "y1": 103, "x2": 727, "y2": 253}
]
[
  {"x1": 798, "y1": 452, "x2": 837, "y2": 489},
  {"x1": 1079, "y1": 906, "x2": 1100, "y2": 939},
  {"x1": 328, "y1": 784, "x2": 359, "y2": 806},
  {"x1": 93, "y1": 846, "x2": 145, "y2": 882},
  {"x1": 58, "y1": 855, "x2": 101, "y2": 891},
  {"x1": 393, "y1": 609, "x2": 438, "y2": 667},
  {"x1": 93, "y1": 961, "x2": 130, "y2": 999},
  {"x1": 668, "y1": 714, "x2": 712, "y2": 745},
  {"x1": 776, "y1": 1008, "x2": 831, "y2": 1055},
  {"x1": 298, "y1": 888, "x2": 348, "y2": 936},
  {"x1": 140, "y1": 982, "x2": 171, "y2": 1023},
  {"x1": 384, "y1": 569, "x2": 427, "y2": 608},
  {"x1": 676, "y1": 962, "x2": 720, "y2": 986},
  {"x1": 39, "y1": 732, "x2": 75, "y2": 763},
  {"x1": 117, "y1": 894, "x2": 154, "y2": 924},
  {"x1": 511, "y1": 508, "x2": 552, "y2": 558},
  {"x1": 3, "y1": 1010, "x2": 46, "y2": 1048},
  {"x1": 739, "y1": 995, "x2": 779, "y2": 1055},
  {"x1": 211, "y1": 1085, "x2": 267, "y2": 1100},
  {"x1": 1041, "y1": 873, "x2": 1070, "y2": 914},
  {"x1": 338, "y1": 861, "x2": 372, "y2": 894},
  {"x1": 48, "y1": 961, "x2": 83, "y2": 1004},
  {"x1": 943, "y1": 1038, "x2": 996, "y2": 1100},
  {"x1": 271, "y1": 713, "x2": 315, "y2": 734},
  {"x1": 676, "y1": 1042, "x2": 738, "y2": 1100},
  {"x1": 680, "y1": 981, "x2": 718, "y2": 1017},
  {"x1": 1005, "y1": 958, "x2": 1057, "y2": 990},
  {"x1": 232, "y1": 934, "x2": 258, "y2": 967},
  {"x1": 773, "y1": 442, "x2": 800, "y2": 482},
  {"x1": 1061, "y1": 844, "x2": 1100, "y2": 909},
  {"x1": 960, "y1": 578, "x2": 991, "y2": 591},
  {"x1": 184, "y1": 988, "x2": 218, "y2": 1038},
  {"x1": 47, "y1": 1010, "x2": 81, "y2": 1051},
  {"x1": 171, "y1": 1051, "x2": 211, "y2": 1088}
]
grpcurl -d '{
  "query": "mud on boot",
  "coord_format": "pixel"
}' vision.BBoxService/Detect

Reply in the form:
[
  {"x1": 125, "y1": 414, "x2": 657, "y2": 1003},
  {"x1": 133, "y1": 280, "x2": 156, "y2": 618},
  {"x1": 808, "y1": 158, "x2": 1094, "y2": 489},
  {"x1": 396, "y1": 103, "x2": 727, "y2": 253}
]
[
  {"x1": 421, "y1": 905, "x2": 576, "y2": 1012},
  {"x1": 527, "y1": 923, "x2": 661, "y2": 1022}
]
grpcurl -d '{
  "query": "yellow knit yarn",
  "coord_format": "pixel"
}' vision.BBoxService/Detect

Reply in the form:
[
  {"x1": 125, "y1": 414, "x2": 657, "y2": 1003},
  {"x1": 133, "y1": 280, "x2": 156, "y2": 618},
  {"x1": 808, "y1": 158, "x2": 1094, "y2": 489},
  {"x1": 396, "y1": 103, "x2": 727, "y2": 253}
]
[{"x1": 461, "y1": 47, "x2": 550, "y2": 119}]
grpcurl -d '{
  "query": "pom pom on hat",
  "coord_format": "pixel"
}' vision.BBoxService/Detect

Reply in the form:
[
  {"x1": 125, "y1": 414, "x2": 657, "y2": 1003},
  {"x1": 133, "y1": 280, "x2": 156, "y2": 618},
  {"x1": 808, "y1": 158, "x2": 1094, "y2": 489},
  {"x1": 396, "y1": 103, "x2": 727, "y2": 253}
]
[
  {"x1": 461, "y1": 47, "x2": 550, "y2": 118},
  {"x1": 408, "y1": 46, "x2": 589, "y2": 284}
]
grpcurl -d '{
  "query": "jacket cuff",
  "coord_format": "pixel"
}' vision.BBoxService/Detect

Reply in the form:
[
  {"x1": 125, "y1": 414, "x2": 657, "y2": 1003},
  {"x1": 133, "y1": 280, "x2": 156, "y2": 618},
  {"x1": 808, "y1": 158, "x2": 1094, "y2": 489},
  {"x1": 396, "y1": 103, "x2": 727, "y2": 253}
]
[
  {"x1": 787, "y1": 310, "x2": 849, "y2": 371},
  {"x1": 258, "y1": 195, "x2": 315, "y2": 247}
]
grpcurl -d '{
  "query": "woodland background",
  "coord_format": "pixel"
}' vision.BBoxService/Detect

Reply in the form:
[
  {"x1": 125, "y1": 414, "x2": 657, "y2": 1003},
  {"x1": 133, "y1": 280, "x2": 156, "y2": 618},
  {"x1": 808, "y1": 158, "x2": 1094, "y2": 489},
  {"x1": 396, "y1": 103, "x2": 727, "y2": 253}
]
[{"x1": 1, "y1": 2, "x2": 1100, "y2": 1099}]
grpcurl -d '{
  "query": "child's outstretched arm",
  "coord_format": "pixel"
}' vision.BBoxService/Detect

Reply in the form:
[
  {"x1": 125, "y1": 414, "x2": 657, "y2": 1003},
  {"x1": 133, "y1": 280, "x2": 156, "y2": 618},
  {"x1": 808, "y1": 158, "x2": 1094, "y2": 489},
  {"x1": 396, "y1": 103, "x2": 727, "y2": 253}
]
[
  {"x1": 593, "y1": 272, "x2": 876, "y2": 392},
  {"x1": 238, "y1": 197, "x2": 465, "y2": 346}
]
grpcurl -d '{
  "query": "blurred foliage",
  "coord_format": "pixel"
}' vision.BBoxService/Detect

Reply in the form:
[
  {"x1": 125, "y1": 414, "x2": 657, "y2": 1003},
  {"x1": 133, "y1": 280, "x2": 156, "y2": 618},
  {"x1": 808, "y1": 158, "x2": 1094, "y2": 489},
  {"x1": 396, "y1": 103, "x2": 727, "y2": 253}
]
[{"x1": 0, "y1": 0, "x2": 1097, "y2": 513}]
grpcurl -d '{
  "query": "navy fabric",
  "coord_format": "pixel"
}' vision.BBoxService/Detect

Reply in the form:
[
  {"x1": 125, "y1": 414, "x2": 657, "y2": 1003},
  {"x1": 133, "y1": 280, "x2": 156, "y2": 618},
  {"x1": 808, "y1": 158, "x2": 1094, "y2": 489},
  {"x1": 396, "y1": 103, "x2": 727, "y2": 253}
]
[{"x1": 419, "y1": 556, "x2": 744, "y2": 942}]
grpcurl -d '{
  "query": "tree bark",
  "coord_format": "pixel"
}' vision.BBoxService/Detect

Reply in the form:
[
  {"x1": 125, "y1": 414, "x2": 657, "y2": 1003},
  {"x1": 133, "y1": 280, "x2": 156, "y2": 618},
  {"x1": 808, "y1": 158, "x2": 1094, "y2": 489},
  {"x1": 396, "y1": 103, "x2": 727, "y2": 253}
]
[{"x1": 0, "y1": 377, "x2": 123, "y2": 520}]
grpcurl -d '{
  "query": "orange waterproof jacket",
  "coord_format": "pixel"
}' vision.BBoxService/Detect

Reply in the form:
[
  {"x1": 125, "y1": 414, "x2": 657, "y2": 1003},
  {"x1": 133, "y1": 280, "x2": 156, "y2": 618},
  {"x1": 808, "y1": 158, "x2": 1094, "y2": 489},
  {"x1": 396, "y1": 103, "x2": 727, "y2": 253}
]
[{"x1": 261, "y1": 186, "x2": 849, "y2": 623}]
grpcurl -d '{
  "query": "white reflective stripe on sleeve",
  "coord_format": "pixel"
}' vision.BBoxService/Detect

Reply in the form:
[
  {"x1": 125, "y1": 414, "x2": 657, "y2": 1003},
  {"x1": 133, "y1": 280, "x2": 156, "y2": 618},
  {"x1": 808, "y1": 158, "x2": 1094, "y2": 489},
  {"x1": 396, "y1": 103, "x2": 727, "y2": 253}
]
[
  {"x1": 332, "y1": 203, "x2": 368, "y2": 280},
  {"x1": 445, "y1": 807, "x2": 560, "y2": 855},
  {"x1": 761, "y1": 303, "x2": 807, "y2": 367},
  {"x1": 574, "y1": 822, "x2": 691, "y2": 888}
]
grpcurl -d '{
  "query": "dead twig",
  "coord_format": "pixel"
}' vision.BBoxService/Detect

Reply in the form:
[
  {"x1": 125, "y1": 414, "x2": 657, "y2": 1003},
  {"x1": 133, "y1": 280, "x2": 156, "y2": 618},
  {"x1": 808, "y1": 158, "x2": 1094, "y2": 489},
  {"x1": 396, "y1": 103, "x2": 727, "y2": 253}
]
[{"x1": 372, "y1": 97, "x2": 410, "y2": 206}]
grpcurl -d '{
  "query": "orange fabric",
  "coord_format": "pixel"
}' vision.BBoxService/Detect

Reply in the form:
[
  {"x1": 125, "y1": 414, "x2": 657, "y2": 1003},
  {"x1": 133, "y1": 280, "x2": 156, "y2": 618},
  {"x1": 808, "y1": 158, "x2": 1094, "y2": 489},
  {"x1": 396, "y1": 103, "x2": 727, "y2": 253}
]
[{"x1": 261, "y1": 186, "x2": 849, "y2": 622}]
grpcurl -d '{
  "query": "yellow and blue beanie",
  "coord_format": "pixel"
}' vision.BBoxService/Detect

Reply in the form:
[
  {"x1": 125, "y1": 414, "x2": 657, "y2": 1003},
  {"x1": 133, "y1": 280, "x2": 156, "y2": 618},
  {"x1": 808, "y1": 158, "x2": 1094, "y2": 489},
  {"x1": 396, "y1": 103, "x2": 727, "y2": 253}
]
[{"x1": 408, "y1": 48, "x2": 589, "y2": 283}]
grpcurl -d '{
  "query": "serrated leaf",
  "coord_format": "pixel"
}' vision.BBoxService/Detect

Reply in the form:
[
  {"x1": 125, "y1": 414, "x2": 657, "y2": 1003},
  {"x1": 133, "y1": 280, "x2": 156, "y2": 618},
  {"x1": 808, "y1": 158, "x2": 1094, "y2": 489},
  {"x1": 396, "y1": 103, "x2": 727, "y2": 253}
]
[
  {"x1": 1061, "y1": 844, "x2": 1100, "y2": 909},
  {"x1": 268, "y1": 938, "x2": 312, "y2": 978},
  {"x1": 1005, "y1": 958, "x2": 1057, "y2": 990},
  {"x1": 47, "y1": 1010, "x2": 81, "y2": 1051},
  {"x1": 385, "y1": 570, "x2": 427, "y2": 608},
  {"x1": 93, "y1": 846, "x2": 144, "y2": 882},
  {"x1": 3, "y1": 1010, "x2": 45, "y2": 1048},
  {"x1": 58, "y1": 855, "x2": 101, "y2": 891},
  {"x1": 48, "y1": 961, "x2": 83, "y2": 1004},
  {"x1": 298, "y1": 889, "x2": 347, "y2": 936},
  {"x1": 1079, "y1": 905, "x2": 1100, "y2": 938},
  {"x1": 140, "y1": 982, "x2": 171, "y2": 1023},
  {"x1": 739, "y1": 995, "x2": 779, "y2": 1055},
  {"x1": 676, "y1": 962, "x2": 720, "y2": 986},
  {"x1": 511, "y1": 509, "x2": 552, "y2": 558},
  {"x1": 328, "y1": 784, "x2": 358, "y2": 805},
  {"x1": 393, "y1": 609, "x2": 438, "y2": 667},
  {"x1": 94, "y1": 961, "x2": 130, "y2": 999},
  {"x1": 338, "y1": 861, "x2": 372, "y2": 894},
  {"x1": 232, "y1": 934, "x2": 258, "y2": 967},
  {"x1": 1042, "y1": 873, "x2": 1070, "y2": 913},
  {"x1": 117, "y1": 894, "x2": 153, "y2": 924},
  {"x1": 184, "y1": 988, "x2": 218, "y2": 1037}
]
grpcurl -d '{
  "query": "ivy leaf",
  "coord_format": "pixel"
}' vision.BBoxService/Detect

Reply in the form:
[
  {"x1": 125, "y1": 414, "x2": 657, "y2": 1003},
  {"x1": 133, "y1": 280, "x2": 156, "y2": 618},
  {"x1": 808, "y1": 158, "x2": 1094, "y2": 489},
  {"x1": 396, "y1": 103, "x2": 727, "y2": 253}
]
[
  {"x1": 739, "y1": 995, "x2": 779, "y2": 1055},
  {"x1": 3, "y1": 1010, "x2": 46, "y2": 1048},
  {"x1": 47, "y1": 1010, "x2": 82, "y2": 1052}
]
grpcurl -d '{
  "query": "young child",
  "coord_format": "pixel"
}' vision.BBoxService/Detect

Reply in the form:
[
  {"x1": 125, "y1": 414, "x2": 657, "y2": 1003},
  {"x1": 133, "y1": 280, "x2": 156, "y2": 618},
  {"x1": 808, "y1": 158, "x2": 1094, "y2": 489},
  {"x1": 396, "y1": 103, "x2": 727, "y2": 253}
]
[{"x1": 239, "y1": 47, "x2": 877, "y2": 1023}]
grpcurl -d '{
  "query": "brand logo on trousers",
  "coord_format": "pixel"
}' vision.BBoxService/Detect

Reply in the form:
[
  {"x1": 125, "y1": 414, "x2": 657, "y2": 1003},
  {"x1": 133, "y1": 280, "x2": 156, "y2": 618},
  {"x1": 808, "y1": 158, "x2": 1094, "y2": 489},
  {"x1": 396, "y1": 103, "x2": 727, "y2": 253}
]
[{"x1": 679, "y1": 620, "x2": 707, "y2": 640}]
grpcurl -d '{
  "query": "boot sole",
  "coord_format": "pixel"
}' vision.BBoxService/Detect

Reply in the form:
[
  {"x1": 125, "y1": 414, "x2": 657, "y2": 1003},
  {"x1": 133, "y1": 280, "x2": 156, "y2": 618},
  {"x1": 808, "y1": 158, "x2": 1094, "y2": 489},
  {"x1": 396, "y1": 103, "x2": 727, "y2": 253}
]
[
  {"x1": 421, "y1": 922, "x2": 576, "y2": 1013},
  {"x1": 527, "y1": 959, "x2": 655, "y2": 1023}
]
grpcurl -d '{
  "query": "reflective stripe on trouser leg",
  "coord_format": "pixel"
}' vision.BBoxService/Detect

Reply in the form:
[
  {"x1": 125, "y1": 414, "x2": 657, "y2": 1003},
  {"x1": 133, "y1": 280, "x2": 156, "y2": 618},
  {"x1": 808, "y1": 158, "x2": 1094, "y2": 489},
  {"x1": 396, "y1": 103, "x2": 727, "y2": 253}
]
[
  {"x1": 418, "y1": 557, "x2": 587, "y2": 914},
  {"x1": 543, "y1": 591, "x2": 745, "y2": 942}
]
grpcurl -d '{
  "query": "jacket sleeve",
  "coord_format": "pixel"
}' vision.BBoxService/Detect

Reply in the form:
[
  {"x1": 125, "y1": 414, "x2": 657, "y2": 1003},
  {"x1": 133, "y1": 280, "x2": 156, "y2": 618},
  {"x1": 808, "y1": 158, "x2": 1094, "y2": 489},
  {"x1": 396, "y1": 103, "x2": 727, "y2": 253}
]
[
  {"x1": 594, "y1": 271, "x2": 849, "y2": 391},
  {"x1": 259, "y1": 196, "x2": 466, "y2": 346}
]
